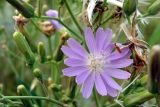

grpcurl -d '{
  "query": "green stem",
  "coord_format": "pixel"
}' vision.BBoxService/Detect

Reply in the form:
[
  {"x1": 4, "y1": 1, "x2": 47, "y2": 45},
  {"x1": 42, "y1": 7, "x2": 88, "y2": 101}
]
[
  {"x1": 47, "y1": 37, "x2": 54, "y2": 80},
  {"x1": 63, "y1": 0, "x2": 83, "y2": 34},
  {"x1": 34, "y1": 16, "x2": 82, "y2": 40},
  {"x1": 48, "y1": 37, "x2": 52, "y2": 59},
  {"x1": 37, "y1": 0, "x2": 41, "y2": 17},
  {"x1": 54, "y1": 62, "x2": 59, "y2": 83},
  {"x1": 30, "y1": 19, "x2": 44, "y2": 33},
  {"x1": 41, "y1": 81, "x2": 49, "y2": 97},
  {"x1": 93, "y1": 88, "x2": 100, "y2": 107},
  {"x1": 1, "y1": 96, "x2": 65, "y2": 107}
]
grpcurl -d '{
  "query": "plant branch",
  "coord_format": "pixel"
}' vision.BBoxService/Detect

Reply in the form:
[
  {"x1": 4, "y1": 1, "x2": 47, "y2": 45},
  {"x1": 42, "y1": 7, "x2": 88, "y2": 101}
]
[{"x1": 1, "y1": 96, "x2": 65, "y2": 107}]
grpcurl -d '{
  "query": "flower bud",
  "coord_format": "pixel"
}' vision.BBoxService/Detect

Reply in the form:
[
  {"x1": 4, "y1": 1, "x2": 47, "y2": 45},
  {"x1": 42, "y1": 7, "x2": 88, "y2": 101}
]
[
  {"x1": 123, "y1": 0, "x2": 137, "y2": 16},
  {"x1": 38, "y1": 42, "x2": 46, "y2": 63},
  {"x1": 146, "y1": 0, "x2": 160, "y2": 16},
  {"x1": 48, "y1": 83, "x2": 62, "y2": 92},
  {"x1": 17, "y1": 85, "x2": 33, "y2": 107},
  {"x1": 148, "y1": 45, "x2": 160, "y2": 94},
  {"x1": 13, "y1": 32, "x2": 35, "y2": 66},
  {"x1": 61, "y1": 95, "x2": 71, "y2": 103},
  {"x1": 6, "y1": 0, "x2": 34, "y2": 18},
  {"x1": 17, "y1": 85, "x2": 28, "y2": 95},
  {"x1": 33, "y1": 68, "x2": 42, "y2": 81}
]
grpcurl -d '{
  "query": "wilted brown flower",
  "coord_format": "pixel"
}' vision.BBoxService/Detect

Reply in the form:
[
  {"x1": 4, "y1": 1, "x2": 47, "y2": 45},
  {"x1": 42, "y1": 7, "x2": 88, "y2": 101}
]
[{"x1": 40, "y1": 21, "x2": 55, "y2": 36}]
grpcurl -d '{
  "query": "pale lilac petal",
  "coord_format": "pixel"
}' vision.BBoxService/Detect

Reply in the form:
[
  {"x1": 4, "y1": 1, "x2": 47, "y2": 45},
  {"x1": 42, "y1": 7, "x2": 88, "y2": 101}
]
[
  {"x1": 67, "y1": 38, "x2": 88, "y2": 59},
  {"x1": 95, "y1": 73, "x2": 107, "y2": 96},
  {"x1": 103, "y1": 68, "x2": 131, "y2": 79},
  {"x1": 64, "y1": 58, "x2": 85, "y2": 67},
  {"x1": 82, "y1": 73, "x2": 95, "y2": 99},
  {"x1": 108, "y1": 48, "x2": 130, "y2": 61},
  {"x1": 105, "y1": 83, "x2": 118, "y2": 97},
  {"x1": 76, "y1": 71, "x2": 91, "y2": 85},
  {"x1": 102, "y1": 73, "x2": 122, "y2": 90},
  {"x1": 105, "y1": 44, "x2": 114, "y2": 56},
  {"x1": 46, "y1": 9, "x2": 63, "y2": 29},
  {"x1": 84, "y1": 27, "x2": 96, "y2": 52},
  {"x1": 61, "y1": 46, "x2": 83, "y2": 59},
  {"x1": 102, "y1": 29, "x2": 113, "y2": 50},
  {"x1": 63, "y1": 67, "x2": 87, "y2": 77},
  {"x1": 46, "y1": 10, "x2": 58, "y2": 18},
  {"x1": 96, "y1": 27, "x2": 107, "y2": 51},
  {"x1": 108, "y1": 59, "x2": 133, "y2": 68},
  {"x1": 51, "y1": 20, "x2": 63, "y2": 29}
]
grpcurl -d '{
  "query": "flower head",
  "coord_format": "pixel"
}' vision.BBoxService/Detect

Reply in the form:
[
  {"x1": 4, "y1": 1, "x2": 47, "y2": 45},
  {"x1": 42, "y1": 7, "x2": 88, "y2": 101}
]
[
  {"x1": 46, "y1": 9, "x2": 63, "y2": 30},
  {"x1": 61, "y1": 27, "x2": 133, "y2": 98}
]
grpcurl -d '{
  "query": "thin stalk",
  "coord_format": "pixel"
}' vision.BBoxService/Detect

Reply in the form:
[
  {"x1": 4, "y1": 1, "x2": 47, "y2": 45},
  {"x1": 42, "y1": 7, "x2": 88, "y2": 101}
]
[
  {"x1": 40, "y1": 81, "x2": 49, "y2": 97},
  {"x1": 54, "y1": 62, "x2": 59, "y2": 83},
  {"x1": 48, "y1": 37, "x2": 52, "y2": 59},
  {"x1": 47, "y1": 37, "x2": 54, "y2": 80},
  {"x1": 30, "y1": 19, "x2": 44, "y2": 33},
  {"x1": 93, "y1": 88, "x2": 100, "y2": 107},
  {"x1": 1, "y1": 96, "x2": 65, "y2": 107},
  {"x1": 63, "y1": 0, "x2": 83, "y2": 34},
  {"x1": 37, "y1": 0, "x2": 42, "y2": 17},
  {"x1": 122, "y1": 74, "x2": 141, "y2": 92}
]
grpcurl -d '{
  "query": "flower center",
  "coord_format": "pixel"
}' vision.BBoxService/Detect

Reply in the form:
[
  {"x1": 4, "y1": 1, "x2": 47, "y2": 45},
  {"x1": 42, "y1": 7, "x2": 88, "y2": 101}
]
[{"x1": 88, "y1": 52, "x2": 107, "y2": 73}]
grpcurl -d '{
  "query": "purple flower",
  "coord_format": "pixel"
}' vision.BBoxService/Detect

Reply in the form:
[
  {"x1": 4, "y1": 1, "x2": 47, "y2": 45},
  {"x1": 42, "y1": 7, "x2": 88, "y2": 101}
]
[
  {"x1": 46, "y1": 9, "x2": 63, "y2": 30},
  {"x1": 61, "y1": 27, "x2": 133, "y2": 99}
]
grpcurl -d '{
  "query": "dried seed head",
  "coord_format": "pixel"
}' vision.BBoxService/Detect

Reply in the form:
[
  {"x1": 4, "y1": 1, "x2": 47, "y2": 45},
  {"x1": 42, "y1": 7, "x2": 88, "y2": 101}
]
[
  {"x1": 40, "y1": 21, "x2": 56, "y2": 36},
  {"x1": 13, "y1": 15, "x2": 28, "y2": 26}
]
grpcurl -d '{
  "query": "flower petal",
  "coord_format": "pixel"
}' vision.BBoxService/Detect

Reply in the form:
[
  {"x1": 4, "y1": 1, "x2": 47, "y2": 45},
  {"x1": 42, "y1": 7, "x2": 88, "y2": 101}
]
[
  {"x1": 67, "y1": 38, "x2": 88, "y2": 59},
  {"x1": 82, "y1": 73, "x2": 95, "y2": 99},
  {"x1": 108, "y1": 48, "x2": 130, "y2": 61},
  {"x1": 109, "y1": 59, "x2": 133, "y2": 68},
  {"x1": 46, "y1": 10, "x2": 58, "y2": 18},
  {"x1": 76, "y1": 70, "x2": 91, "y2": 85},
  {"x1": 84, "y1": 27, "x2": 96, "y2": 53},
  {"x1": 104, "y1": 68, "x2": 131, "y2": 79},
  {"x1": 61, "y1": 46, "x2": 82, "y2": 59},
  {"x1": 64, "y1": 58, "x2": 85, "y2": 67},
  {"x1": 102, "y1": 73, "x2": 122, "y2": 90},
  {"x1": 105, "y1": 44, "x2": 114, "y2": 56},
  {"x1": 96, "y1": 27, "x2": 107, "y2": 51},
  {"x1": 63, "y1": 66, "x2": 87, "y2": 77},
  {"x1": 102, "y1": 29, "x2": 113, "y2": 50},
  {"x1": 46, "y1": 9, "x2": 63, "y2": 29},
  {"x1": 105, "y1": 83, "x2": 118, "y2": 97},
  {"x1": 51, "y1": 20, "x2": 63, "y2": 29},
  {"x1": 95, "y1": 73, "x2": 107, "y2": 96}
]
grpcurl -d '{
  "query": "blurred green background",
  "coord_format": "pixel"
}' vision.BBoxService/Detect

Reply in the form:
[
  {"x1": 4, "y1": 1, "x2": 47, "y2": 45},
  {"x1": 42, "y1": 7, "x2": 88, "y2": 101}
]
[{"x1": 0, "y1": 0, "x2": 160, "y2": 100}]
